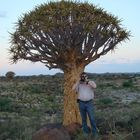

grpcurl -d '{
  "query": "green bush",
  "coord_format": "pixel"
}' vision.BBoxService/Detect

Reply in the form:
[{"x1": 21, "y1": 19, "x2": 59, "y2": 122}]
[
  {"x1": 0, "y1": 117, "x2": 34, "y2": 140},
  {"x1": 122, "y1": 79, "x2": 133, "y2": 87},
  {"x1": 47, "y1": 95, "x2": 54, "y2": 102},
  {"x1": 97, "y1": 98, "x2": 113, "y2": 105},
  {"x1": 132, "y1": 118, "x2": 140, "y2": 139},
  {"x1": 0, "y1": 97, "x2": 13, "y2": 111}
]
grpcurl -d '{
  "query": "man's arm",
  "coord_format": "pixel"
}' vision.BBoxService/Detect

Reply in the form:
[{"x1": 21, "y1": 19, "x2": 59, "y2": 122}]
[{"x1": 88, "y1": 81, "x2": 96, "y2": 89}]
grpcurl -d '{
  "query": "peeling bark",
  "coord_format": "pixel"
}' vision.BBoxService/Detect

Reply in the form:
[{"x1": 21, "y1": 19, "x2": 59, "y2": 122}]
[{"x1": 63, "y1": 66, "x2": 84, "y2": 125}]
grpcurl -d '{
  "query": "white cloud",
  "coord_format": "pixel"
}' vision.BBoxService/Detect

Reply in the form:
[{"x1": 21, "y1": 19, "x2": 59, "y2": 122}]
[{"x1": 93, "y1": 57, "x2": 140, "y2": 65}]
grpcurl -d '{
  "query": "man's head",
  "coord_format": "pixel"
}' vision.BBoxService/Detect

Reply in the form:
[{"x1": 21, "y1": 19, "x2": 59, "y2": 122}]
[{"x1": 80, "y1": 72, "x2": 88, "y2": 82}]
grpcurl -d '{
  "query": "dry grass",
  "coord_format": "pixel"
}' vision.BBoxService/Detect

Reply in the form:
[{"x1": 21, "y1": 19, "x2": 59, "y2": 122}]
[{"x1": 0, "y1": 73, "x2": 140, "y2": 139}]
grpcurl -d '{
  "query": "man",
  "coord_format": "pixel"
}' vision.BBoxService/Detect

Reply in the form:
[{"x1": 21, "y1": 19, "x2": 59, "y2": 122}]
[{"x1": 73, "y1": 72, "x2": 98, "y2": 138}]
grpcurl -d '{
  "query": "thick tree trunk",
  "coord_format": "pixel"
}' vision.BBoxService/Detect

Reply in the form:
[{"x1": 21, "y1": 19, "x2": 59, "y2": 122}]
[{"x1": 63, "y1": 66, "x2": 84, "y2": 125}]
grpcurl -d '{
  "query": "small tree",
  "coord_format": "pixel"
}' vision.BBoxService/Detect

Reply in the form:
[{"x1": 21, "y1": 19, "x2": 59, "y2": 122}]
[
  {"x1": 9, "y1": 1, "x2": 130, "y2": 125},
  {"x1": 5, "y1": 71, "x2": 15, "y2": 80}
]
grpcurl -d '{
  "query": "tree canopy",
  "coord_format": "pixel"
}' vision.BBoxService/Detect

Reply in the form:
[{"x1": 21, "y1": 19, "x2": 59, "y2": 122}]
[{"x1": 9, "y1": 1, "x2": 130, "y2": 71}]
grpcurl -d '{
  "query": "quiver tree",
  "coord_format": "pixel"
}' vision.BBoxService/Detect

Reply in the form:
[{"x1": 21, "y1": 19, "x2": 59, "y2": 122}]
[
  {"x1": 9, "y1": 1, "x2": 130, "y2": 125},
  {"x1": 5, "y1": 71, "x2": 15, "y2": 80}
]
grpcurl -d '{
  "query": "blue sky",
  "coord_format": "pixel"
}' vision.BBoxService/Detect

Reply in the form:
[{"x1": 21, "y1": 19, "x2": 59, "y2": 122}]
[{"x1": 0, "y1": 0, "x2": 140, "y2": 76}]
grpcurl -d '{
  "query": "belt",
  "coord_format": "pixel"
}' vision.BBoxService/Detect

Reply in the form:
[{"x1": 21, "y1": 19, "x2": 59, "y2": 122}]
[{"x1": 77, "y1": 99, "x2": 92, "y2": 103}]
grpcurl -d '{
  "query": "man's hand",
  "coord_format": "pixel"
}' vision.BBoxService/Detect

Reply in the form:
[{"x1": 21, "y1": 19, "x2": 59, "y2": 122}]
[
  {"x1": 86, "y1": 80, "x2": 89, "y2": 85},
  {"x1": 88, "y1": 81, "x2": 96, "y2": 89}
]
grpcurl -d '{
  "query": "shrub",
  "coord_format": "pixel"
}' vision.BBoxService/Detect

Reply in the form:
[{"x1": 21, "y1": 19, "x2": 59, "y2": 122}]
[
  {"x1": 0, "y1": 97, "x2": 13, "y2": 111},
  {"x1": 122, "y1": 79, "x2": 133, "y2": 88},
  {"x1": 97, "y1": 98, "x2": 113, "y2": 105},
  {"x1": 0, "y1": 117, "x2": 33, "y2": 140}
]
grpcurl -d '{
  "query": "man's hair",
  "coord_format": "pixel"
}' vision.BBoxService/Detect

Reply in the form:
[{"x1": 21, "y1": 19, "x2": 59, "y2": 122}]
[{"x1": 80, "y1": 72, "x2": 87, "y2": 76}]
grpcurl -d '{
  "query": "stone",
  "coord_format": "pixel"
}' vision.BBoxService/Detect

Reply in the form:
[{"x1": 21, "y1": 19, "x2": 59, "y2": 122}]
[
  {"x1": 32, "y1": 123, "x2": 71, "y2": 140},
  {"x1": 65, "y1": 122, "x2": 82, "y2": 135}
]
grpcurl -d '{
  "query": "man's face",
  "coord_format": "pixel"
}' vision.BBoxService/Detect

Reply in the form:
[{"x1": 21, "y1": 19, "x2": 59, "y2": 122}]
[{"x1": 80, "y1": 74, "x2": 88, "y2": 81}]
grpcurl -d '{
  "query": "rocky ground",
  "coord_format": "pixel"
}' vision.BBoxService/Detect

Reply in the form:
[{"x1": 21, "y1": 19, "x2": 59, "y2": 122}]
[{"x1": 0, "y1": 73, "x2": 140, "y2": 140}]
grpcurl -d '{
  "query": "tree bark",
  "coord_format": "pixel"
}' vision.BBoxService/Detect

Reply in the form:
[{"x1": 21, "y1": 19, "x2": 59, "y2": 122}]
[{"x1": 63, "y1": 66, "x2": 84, "y2": 126}]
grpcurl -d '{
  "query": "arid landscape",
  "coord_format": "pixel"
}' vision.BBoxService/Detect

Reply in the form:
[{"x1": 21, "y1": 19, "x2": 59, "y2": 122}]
[{"x1": 0, "y1": 73, "x2": 140, "y2": 140}]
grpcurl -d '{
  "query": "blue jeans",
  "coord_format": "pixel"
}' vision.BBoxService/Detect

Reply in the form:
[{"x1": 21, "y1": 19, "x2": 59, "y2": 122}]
[{"x1": 78, "y1": 100, "x2": 97, "y2": 135}]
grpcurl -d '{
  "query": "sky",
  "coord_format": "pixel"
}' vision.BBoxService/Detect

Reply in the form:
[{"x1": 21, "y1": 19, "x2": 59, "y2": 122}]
[{"x1": 0, "y1": 0, "x2": 140, "y2": 76}]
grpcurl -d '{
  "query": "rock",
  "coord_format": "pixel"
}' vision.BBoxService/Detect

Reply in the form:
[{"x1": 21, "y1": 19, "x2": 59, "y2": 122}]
[
  {"x1": 65, "y1": 122, "x2": 81, "y2": 135},
  {"x1": 32, "y1": 123, "x2": 71, "y2": 140},
  {"x1": 101, "y1": 135, "x2": 109, "y2": 140}
]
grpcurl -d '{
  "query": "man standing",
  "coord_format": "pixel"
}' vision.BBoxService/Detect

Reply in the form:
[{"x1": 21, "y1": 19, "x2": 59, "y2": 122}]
[{"x1": 73, "y1": 72, "x2": 98, "y2": 138}]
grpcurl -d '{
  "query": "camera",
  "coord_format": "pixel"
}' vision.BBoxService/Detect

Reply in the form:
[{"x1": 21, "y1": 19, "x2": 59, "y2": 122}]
[{"x1": 80, "y1": 75, "x2": 87, "y2": 82}]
